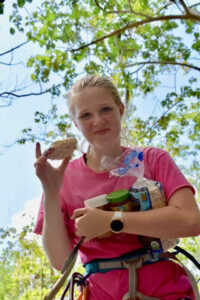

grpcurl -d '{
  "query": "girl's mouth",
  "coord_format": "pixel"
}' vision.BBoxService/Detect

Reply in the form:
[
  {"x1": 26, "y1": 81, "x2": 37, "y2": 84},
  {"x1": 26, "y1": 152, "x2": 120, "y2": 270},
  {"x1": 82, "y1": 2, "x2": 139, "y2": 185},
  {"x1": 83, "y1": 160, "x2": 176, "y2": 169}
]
[{"x1": 94, "y1": 129, "x2": 110, "y2": 135}]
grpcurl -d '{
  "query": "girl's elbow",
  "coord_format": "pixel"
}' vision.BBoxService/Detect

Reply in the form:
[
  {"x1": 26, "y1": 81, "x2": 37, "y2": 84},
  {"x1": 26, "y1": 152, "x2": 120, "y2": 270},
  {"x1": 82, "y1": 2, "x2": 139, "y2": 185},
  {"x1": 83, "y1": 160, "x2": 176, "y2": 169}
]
[
  {"x1": 43, "y1": 249, "x2": 66, "y2": 271},
  {"x1": 187, "y1": 213, "x2": 200, "y2": 237},
  {"x1": 50, "y1": 260, "x2": 63, "y2": 271},
  {"x1": 192, "y1": 223, "x2": 200, "y2": 237}
]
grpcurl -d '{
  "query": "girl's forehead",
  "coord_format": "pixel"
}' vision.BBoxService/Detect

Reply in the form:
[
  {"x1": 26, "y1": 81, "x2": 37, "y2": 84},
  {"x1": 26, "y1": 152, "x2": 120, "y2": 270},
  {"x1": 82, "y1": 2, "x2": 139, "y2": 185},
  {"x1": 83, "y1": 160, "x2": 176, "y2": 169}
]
[
  {"x1": 73, "y1": 87, "x2": 115, "y2": 107},
  {"x1": 75, "y1": 86, "x2": 112, "y2": 98}
]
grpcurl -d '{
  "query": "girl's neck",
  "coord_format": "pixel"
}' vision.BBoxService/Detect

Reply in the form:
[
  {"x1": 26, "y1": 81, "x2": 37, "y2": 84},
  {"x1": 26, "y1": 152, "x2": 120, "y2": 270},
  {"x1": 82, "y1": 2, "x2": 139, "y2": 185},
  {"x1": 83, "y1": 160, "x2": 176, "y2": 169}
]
[{"x1": 86, "y1": 145, "x2": 123, "y2": 173}]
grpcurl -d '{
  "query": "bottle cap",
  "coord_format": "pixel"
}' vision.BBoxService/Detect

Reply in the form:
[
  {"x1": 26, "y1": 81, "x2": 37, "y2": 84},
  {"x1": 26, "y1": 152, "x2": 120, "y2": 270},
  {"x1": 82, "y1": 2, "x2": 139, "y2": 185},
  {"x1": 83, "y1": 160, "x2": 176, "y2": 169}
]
[
  {"x1": 84, "y1": 194, "x2": 108, "y2": 208},
  {"x1": 151, "y1": 241, "x2": 161, "y2": 250},
  {"x1": 107, "y1": 189, "x2": 129, "y2": 203}
]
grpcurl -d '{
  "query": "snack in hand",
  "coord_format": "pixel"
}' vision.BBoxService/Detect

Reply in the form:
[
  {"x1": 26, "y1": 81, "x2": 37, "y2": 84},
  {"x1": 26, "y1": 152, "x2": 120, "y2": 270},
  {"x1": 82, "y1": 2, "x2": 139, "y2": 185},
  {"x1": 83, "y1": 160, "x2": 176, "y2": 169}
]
[{"x1": 43, "y1": 138, "x2": 77, "y2": 160}]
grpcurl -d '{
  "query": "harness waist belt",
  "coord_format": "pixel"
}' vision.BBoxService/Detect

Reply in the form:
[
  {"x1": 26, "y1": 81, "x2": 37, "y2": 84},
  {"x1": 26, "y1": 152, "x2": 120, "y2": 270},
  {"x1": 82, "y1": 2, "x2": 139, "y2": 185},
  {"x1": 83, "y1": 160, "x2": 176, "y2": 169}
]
[{"x1": 84, "y1": 249, "x2": 163, "y2": 275}]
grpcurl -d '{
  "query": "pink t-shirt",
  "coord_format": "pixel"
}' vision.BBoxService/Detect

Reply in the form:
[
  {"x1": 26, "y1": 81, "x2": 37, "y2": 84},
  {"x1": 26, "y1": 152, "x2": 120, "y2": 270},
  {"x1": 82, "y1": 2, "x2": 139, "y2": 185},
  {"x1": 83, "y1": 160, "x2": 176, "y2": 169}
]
[{"x1": 34, "y1": 147, "x2": 195, "y2": 299}]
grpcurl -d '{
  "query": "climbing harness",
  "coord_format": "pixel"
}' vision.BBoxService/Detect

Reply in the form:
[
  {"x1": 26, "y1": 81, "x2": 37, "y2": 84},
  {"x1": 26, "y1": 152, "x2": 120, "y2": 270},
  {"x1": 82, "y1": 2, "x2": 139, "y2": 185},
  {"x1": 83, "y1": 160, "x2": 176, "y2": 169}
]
[
  {"x1": 42, "y1": 229, "x2": 200, "y2": 300},
  {"x1": 83, "y1": 248, "x2": 164, "y2": 300},
  {"x1": 57, "y1": 245, "x2": 200, "y2": 300}
]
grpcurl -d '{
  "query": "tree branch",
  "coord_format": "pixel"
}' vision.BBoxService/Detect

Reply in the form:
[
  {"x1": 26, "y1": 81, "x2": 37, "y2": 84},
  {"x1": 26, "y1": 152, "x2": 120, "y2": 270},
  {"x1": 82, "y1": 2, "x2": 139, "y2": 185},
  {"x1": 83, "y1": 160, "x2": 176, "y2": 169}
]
[
  {"x1": 125, "y1": 60, "x2": 200, "y2": 72},
  {"x1": 156, "y1": 2, "x2": 174, "y2": 15},
  {"x1": 93, "y1": 0, "x2": 105, "y2": 10},
  {"x1": 0, "y1": 90, "x2": 49, "y2": 98},
  {"x1": 189, "y1": 2, "x2": 200, "y2": 9},
  {"x1": 168, "y1": 0, "x2": 184, "y2": 14},
  {"x1": 139, "y1": 99, "x2": 182, "y2": 141},
  {"x1": 0, "y1": 61, "x2": 25, "y2": 67},
  {"x1": 0, "y1": 83, "x2": 62, "y2": 103},
  {"x1": 178, "y1": 0, "x2": 190, "y2": 14},
  {"x1": 94, "y1": 0, "x2": 150, "y2": 18},
  {"x1": 0, "y1": 41, "x2": 29, "y2": 57},
  {"x1": 71, "y1": 13, "x2": 200, "y2": 52},
  {"x1": 129, "y1": 64, "x2": 145, "y2": 75}
]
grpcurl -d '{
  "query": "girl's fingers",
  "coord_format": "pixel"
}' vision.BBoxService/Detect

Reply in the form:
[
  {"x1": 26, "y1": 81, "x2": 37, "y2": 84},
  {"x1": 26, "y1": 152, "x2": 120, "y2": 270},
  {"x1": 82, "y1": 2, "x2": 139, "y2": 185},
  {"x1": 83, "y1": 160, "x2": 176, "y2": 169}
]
[
  {"x1": 43, "y1": 147, "x2": 54, "y2": 158},
  {"x1": 36, "y1": 143, "x2": 55, "y2": 160},
  {"x1": 34, "y1": 155, "x2": 47, "y2": 169},
  {"x1": 35, "y1": 142, "x2": 42, "y2": 159},
  {"x1": 58, "y1": 156, "x2": 71, "y2": 173},
  {"x1": 71, "y1": 208, "x2": 89, "y2": 219}
]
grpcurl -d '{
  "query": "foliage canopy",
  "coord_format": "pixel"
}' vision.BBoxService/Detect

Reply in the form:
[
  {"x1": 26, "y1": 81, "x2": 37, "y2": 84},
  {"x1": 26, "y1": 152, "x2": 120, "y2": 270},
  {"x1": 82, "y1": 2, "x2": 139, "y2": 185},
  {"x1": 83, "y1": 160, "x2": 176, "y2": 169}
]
[{"x1": 4, "y1": 0, "x2": 199, "y2": 163}]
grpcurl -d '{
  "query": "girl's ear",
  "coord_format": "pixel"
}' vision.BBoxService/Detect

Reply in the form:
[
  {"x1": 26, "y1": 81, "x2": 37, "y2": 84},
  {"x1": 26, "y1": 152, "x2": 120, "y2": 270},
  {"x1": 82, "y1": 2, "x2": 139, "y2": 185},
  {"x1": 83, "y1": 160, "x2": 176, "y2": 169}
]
[{"x1": 119, "y1": 102, "x2": 125, "y2": 117}]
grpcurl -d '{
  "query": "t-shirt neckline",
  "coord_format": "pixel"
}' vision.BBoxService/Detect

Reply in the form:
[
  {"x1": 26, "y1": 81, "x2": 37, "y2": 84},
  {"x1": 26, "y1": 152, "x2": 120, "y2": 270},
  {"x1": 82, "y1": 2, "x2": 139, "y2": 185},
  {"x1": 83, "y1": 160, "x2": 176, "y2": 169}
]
[{"x1": 81, "y1": 146, "x2": 129, "y2": 176}]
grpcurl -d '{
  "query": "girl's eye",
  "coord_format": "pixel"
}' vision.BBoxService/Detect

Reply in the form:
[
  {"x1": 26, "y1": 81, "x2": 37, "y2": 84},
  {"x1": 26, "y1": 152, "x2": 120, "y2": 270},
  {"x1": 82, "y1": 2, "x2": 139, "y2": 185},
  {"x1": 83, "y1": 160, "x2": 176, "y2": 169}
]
[
  {"x1": 80, "y1": 112, "x2": 91, "y2": 119},
  {"x1": 101, "y1": 106, "x2": 112, "y2": 113}
]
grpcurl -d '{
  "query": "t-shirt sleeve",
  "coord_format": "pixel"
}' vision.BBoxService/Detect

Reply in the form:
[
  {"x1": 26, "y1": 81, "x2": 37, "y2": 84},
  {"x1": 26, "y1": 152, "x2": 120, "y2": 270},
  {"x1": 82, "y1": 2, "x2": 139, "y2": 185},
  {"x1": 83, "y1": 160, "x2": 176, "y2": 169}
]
[
  {"x1": 33, "y1": 194, "x2": 44, "y2": 235},
  {"x1": 145, "y1": 148, "x2": 195, "y2": 202}
]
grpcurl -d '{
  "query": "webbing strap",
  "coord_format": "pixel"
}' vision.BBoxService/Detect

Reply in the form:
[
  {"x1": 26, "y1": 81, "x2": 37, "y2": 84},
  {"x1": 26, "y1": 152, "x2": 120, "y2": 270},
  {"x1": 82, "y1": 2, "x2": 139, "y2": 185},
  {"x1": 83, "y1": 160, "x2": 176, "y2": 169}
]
[
  {"x1": 122, "y1": 257, "x2": 161, "y2": 300},
  {"x1": 98, "y1": 260, "x2": 125, "y2": 271},
  {"x1": 122, "y1": 258, "x2": 141, "y2": 299},
  {"x1": 174, "y1": 260, "x2": 200, "y2": 300},
  {"x1": 123, "y1": 291, "x2": 160, "y2": 300},
  {"x1": 85, "y1": 252, "x2": 200, "y2": 300},
  {"x1": 136, "y1": 292, "x2": 161, "y2": 300},
  {"x1": 85, "y1": 253, "x2": 153, "y2": 275}
]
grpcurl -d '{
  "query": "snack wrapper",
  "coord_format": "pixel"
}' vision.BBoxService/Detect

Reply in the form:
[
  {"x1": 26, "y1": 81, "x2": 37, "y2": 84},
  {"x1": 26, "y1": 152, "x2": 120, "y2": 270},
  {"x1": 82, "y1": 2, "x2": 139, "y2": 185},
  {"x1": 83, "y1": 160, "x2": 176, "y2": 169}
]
[{"x1": 101, "y1": 147, "x2": 144, "y2": 179}]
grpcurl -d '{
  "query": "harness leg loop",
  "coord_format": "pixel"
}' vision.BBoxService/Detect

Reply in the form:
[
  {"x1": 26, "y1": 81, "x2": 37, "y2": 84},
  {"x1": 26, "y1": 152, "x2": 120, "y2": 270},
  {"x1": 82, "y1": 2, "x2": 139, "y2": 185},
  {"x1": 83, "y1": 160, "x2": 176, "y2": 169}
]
[
  {"x1": 122, "y1": 257, "x2": 143, "y2": 300},
  {"x1": 122, "y1": 258, "x2": 161, "y2": 300}
]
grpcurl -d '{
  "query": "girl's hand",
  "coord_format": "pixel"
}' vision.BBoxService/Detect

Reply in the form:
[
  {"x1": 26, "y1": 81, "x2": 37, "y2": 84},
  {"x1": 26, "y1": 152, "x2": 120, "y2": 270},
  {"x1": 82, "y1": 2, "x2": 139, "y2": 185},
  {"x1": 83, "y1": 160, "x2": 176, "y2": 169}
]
[
  {"x1": 71, "y1": 207, "x2": 112, "y2": 242},
  {"x1": 34, "y1": 142, "x2": 70, "y2": 197}
]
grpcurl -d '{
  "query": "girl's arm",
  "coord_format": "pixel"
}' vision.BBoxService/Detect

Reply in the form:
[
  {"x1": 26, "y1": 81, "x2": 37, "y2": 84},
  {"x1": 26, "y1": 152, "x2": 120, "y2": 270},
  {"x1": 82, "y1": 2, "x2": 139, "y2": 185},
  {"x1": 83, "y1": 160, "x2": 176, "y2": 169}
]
[
  {"x1": 34, "y1": 142, "x2": 74, "y2": 271},
  {"x1": 123, "y1": 187, "x2": 200, "y2": 238},
  {"x1": 42, "y1": 192, "x2": 74, "y2": 271},
  {"x1": 72, "y1": 187, "x2": 200, "y2": 241}
]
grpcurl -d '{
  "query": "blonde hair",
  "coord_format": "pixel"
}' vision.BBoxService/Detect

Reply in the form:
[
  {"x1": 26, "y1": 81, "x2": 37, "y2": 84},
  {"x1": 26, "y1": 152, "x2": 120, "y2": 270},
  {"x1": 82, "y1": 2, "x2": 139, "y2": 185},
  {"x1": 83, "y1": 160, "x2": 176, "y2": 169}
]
[{"x1": 66, "y1": 75, "x2": 122, "y2": 116}]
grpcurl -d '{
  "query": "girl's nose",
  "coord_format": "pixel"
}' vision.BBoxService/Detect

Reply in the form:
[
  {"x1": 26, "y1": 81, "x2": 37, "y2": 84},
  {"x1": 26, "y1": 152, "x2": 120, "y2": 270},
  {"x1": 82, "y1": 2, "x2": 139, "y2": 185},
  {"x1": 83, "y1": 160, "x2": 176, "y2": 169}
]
[{"x1": 93, "y1": 113, "x2": 104, "y2": 126}]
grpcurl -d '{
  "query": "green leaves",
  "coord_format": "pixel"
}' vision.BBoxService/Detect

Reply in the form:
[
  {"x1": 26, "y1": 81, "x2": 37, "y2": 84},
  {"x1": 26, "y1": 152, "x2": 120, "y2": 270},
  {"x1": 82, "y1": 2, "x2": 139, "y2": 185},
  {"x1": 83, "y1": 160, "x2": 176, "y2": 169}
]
[
  {"x1": 17, "y1": 0, "x2": 32, "y2": 7},
  {"x1": 10, "y1": 27, "x2": 15, "y2": 35},
  {"x1": 8, "y1": 0, "x2": 199, "y2": 153},
  {"x1": 0, "y1": 2, "x2": 4, "y2": 15},
  {"x1": 0, "y1": 223, "x2": 61, "y2": 299},
  {"x1": 17, "y1": 0, "x2": 26, "y2": 8},
  {"x1": 0, "y1": 221, "x2": 86, "y2": 299}
]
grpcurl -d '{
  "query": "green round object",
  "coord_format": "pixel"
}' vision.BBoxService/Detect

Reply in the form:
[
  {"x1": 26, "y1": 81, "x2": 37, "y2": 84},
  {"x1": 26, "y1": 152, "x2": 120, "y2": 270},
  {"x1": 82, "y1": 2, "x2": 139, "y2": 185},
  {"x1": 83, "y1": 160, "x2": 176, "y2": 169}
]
[{"x1": 107, "y1": 189, "x2": 129, "y2": 203}]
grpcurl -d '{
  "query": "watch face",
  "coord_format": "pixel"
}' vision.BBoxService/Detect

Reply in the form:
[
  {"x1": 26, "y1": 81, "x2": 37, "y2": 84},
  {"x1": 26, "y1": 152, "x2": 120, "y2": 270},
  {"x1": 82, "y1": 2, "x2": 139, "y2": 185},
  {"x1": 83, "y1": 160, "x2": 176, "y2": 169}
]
[{"x1": 111, "y1": 219, "x2": 123, "y2": 232}]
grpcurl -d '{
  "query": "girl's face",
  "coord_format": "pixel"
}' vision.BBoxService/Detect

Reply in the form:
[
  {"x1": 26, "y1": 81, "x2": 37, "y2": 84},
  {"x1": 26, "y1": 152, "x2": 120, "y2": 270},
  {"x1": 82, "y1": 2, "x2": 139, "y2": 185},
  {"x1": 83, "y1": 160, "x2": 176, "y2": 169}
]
[{"x1": 72, "y1": 87, "x2": 124, "y2": 151}]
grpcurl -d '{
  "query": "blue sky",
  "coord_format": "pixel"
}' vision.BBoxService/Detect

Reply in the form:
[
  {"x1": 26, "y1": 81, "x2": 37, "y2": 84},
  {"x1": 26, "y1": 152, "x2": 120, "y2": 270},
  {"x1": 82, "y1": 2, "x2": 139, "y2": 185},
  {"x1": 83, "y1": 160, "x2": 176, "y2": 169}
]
[{"x1": 0, "y1": 1, "x2": 50, "y2": 228}]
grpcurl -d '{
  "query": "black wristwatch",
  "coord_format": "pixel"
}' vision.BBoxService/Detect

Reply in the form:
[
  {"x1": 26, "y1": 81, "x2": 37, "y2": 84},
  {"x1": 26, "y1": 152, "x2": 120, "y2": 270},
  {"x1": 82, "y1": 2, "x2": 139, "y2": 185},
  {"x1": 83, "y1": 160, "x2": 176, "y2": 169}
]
[{"x1": 110, "y1": 211, "x2": 124, "y2": 233}]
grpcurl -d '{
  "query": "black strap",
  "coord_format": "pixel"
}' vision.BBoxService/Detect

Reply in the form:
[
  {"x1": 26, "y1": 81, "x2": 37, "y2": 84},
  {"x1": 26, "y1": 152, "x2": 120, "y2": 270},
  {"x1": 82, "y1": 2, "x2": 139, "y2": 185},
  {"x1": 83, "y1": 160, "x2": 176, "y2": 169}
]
[
  {"x1": 62, "y1": 236, "x2": 85, "y2": 274},
  {"x1": 60, "y1": 272, "x2": 86, "y2": 300},
  {"x1": 174, "y1": 246, "x2": 200, "y2": 270}
]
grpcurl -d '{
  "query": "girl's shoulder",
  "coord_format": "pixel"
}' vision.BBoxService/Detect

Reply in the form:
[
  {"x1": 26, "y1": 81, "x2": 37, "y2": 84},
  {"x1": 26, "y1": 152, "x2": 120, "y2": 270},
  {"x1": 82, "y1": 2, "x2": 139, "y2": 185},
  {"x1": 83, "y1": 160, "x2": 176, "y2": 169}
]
[
  {"x1": 67, "y1": 154, "x2": 85, "y2": 170},
  {"x1": 143, "y1": 147, "x2": 169, "y2": 161},
  {"x1": 124, "y1": 146, "x2": 170, "y2": 164}
]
